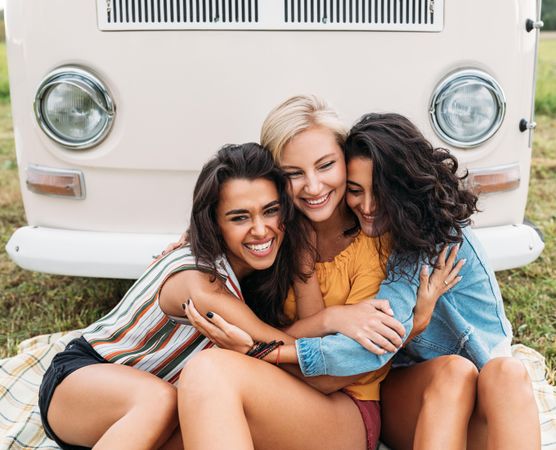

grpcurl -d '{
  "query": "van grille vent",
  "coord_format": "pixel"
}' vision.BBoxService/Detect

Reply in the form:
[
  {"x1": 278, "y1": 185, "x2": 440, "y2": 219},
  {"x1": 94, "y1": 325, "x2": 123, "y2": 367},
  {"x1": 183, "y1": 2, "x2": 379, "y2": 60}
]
[
  {"x1": 98, "y1": 0, "x2": 443, "y2": 30},
  {"x1": 284, "y1": 0, "x2": 435, "y2": 25},
  {"x1": 105, "y1": 0, "x2": 259, "y2": 25}
]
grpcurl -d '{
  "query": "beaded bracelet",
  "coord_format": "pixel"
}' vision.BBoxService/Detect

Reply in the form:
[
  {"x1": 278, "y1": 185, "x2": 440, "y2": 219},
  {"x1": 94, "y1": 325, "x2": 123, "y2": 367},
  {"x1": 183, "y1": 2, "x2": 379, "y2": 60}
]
[
  {"x1": 246, "y1": 341, "x2": 264, "y2": 357},
  {"x1": 246, "y1": 340, "x2": 284, "y2": 360}
]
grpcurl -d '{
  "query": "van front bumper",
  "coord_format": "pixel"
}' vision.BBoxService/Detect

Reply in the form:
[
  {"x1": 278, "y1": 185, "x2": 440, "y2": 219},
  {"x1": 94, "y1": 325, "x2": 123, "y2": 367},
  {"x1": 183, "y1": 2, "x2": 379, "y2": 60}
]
[
  {"x1": 5, "y1": 224, "x2": 544, "y2": 279},
  {"x1": 5, "y1": 226, "x2": 181, "y2": 279}
]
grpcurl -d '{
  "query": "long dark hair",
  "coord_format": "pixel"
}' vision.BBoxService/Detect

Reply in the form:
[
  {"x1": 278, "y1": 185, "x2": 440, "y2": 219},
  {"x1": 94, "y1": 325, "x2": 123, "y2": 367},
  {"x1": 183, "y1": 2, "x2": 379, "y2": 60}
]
[
  {"x1": 188, "y1": 143, "x2": 313, "y2": 327},
  {"x1": 345, "y1": 113, "x2": 478, "y2": 278}
]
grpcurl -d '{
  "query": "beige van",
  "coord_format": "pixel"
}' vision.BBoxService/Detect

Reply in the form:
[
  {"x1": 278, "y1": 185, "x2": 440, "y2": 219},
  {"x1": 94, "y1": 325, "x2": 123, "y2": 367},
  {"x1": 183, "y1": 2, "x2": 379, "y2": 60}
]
[{"x1": 4, "y1": 0, "x2": 545, "y2": 278}]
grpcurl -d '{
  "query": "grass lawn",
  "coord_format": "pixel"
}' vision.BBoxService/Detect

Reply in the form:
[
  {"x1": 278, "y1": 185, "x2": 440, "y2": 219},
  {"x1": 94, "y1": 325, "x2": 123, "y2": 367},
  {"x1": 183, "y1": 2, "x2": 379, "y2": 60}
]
[
  {"x1": 0, "y1": 39, "x2": 555, "y2": 384},
  {"x1": 0, "y1": 35, "x2": 7, "y2": 100},
  {"x1": 537, "y1": 35, "x2": 556, "y2": 115}
]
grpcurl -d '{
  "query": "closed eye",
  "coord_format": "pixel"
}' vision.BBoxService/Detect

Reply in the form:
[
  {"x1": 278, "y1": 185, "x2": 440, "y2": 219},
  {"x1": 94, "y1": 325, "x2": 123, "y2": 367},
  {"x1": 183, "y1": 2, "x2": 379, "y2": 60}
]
[
  {"x1": 318, "y1": 160, "x2": 336, "y2": 171},
  {"x1": 285, "y1": 171, "x2": 303, "y2": 179}
]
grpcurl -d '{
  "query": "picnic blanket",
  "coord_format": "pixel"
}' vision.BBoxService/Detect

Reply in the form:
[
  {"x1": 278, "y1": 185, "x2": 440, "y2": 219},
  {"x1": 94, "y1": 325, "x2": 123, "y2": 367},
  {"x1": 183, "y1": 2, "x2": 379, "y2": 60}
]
[{"x1": 1, "y1": 333, "x2": 555, "y2": 449}]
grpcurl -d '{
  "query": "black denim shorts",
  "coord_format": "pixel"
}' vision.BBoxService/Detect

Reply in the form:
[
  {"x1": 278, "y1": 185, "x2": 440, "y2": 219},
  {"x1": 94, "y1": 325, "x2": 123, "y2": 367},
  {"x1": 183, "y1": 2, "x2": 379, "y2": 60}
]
[{"x1": 38, "y1": 337, "x2": 107, "y2": 450}]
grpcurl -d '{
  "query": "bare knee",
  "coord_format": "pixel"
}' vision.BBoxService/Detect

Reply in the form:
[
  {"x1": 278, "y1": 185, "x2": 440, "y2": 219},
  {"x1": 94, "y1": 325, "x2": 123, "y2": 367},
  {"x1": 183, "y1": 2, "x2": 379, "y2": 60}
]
[
  {"x1": 478, "y1": 357, "x2": 533, "y2": 402},
  {"x1": 180, "y1": 349, "x2": 231, "y2": 386},
  {"x1": 423, "y1": 355, "x2": 478, "y2": 403},
  {"x1": 178, "y1": 349, "x2": 242, "y2": 401},
  {"x1": 137, "y1": 380, "x2": 179, "y2": 432}
]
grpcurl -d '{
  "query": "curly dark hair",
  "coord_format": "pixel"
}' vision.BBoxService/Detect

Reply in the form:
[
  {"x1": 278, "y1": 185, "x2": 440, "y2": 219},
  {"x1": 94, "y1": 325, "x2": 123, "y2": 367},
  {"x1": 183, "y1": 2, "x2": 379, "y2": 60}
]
[
  {"x1": 188, "y1": 143, "x2": 314, "y2": 327},
  {"x1": 344, "y1": 113, "x2": 478, "y2": 278}
]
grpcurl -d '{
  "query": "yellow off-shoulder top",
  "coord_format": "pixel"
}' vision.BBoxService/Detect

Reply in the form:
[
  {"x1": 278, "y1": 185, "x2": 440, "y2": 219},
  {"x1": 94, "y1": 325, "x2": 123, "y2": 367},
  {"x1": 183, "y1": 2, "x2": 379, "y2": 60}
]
[{"x1": 284, "y1": 232, "x2": 390, "y2": 401}]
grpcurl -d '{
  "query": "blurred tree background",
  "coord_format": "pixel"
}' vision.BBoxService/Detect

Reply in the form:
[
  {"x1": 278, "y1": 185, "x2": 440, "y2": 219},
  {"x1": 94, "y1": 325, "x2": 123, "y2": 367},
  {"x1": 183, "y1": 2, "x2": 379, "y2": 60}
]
[{"x1": 545, "y1": 0, "x2": 556, "y2": 30}]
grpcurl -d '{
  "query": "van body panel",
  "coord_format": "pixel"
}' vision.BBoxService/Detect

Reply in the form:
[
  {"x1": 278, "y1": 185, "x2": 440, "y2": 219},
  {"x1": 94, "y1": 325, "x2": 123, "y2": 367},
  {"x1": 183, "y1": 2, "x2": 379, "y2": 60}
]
[{"x1": 4, "y1": 0, "x2": 544, "y2": 275}]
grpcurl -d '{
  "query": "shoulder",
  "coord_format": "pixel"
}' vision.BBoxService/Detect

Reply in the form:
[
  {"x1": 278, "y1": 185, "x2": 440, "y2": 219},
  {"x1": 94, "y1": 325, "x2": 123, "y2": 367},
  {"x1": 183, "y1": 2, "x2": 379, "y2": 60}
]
[
  {"x1": 458, "y1": 226, "x2": 489, "y2": 265},
  {"x1": 158, "y1": 263, "x2": 230, "y2": 315},
  {"x1": 158, "y1": 247, "x2": 229, "y2": 298}
]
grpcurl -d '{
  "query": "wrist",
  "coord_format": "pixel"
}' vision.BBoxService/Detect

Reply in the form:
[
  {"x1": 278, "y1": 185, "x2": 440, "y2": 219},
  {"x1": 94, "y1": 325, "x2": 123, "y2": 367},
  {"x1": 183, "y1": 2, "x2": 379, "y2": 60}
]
[
  {"x1": 262, "y1": 344, "x2": 298, "y2": 364},
  {"x1": 321, "y1": 306, "x2": 341, "y2": 334},
  {"x1": 412, "y1": 313, "x2": 431, "y2": 334}
]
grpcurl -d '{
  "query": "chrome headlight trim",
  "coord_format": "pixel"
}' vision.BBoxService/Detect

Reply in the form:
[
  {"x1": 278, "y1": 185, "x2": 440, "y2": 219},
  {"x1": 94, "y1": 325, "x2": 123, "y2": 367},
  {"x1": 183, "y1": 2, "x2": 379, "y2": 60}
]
[
  {"x1": 429, "y1": 69, "x2": 506, "y2": 149},
  {"x1": 34, "y1": 66, "x2": 115, "y2": 150}
]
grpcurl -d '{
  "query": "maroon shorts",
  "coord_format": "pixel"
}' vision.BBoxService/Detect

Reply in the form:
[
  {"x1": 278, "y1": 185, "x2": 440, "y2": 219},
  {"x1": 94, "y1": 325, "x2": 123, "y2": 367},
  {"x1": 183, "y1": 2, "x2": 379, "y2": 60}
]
[{"x1": 347, "y1": 395, "x2": 381, "y2": 450}]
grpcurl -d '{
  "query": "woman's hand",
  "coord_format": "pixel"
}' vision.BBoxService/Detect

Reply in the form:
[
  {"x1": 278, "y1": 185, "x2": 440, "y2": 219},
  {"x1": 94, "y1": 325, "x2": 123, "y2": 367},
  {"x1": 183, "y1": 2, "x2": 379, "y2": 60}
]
[
  {"x1": 412, "y1": 245, "x2": 465, "y2": 335},
  {"x1": 184, "y1": 299, "x2": 254, "y2": 354},
  {"x1": 156, "y1": 232, "x2": 188, "y2": 260},
  {"x1": 327, "y1": 300, "x2": 406, "y2": 355}
]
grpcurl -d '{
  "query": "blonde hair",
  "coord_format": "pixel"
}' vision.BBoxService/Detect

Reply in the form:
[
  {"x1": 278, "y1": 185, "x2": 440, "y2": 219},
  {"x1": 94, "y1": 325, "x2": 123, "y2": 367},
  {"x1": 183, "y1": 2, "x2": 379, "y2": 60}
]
[{"x1": 260, "y1": 95, "x2": 348, "y2": 163}]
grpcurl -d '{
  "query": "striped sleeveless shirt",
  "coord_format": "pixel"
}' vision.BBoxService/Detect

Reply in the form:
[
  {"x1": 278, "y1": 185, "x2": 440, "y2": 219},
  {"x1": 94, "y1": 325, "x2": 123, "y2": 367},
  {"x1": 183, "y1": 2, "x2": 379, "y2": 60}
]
[{"x1": 81, "y1": 246, "x2": 243, "y2": 385}]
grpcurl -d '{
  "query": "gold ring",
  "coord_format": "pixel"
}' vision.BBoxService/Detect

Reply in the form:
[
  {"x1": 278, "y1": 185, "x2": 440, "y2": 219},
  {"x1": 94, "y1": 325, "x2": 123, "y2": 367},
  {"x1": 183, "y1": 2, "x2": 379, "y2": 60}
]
[{"x1": 443, "y1": 280, "x2": 449, "y2": 286}]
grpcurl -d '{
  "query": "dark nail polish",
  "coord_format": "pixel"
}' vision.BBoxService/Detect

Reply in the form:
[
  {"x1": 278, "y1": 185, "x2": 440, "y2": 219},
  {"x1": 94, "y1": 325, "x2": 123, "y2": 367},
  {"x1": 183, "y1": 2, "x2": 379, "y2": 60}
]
[
  {"x1": 187, "y1": 298, "x2": 191, "y2": 305},
  {"x1": 182, "y1": 303, "x2": 186, "y2": 310},
  {"x1": 206, "y1": 311, "x2": 214, "y2": 319}
]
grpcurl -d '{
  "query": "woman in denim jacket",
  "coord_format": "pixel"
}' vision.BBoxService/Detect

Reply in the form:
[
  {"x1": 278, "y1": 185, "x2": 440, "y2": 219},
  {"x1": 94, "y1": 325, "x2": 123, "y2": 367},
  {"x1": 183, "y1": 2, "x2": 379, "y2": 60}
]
[{"x1": 296, "y1": 113, "x2": 540, "y2": 449}]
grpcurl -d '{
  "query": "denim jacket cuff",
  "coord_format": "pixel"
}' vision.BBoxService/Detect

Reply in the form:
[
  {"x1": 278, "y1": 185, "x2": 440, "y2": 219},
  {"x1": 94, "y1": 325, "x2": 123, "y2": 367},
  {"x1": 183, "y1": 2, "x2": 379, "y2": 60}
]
[{"x1": 295, "y1": 338, "x2": 327, "y2": 377}]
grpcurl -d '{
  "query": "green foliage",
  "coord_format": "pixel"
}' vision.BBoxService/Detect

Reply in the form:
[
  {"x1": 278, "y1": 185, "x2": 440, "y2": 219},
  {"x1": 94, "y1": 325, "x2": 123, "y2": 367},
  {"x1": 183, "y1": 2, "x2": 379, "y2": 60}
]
[
  {"x1": 536, "y1": 37, "x2": 556, "y2": 116},
  {"x1": 543, "y1": 0, "x2": 556, "y2": 30},
  {"x1": 0, "y1": 42, "x2": 9, "y2": 102}
]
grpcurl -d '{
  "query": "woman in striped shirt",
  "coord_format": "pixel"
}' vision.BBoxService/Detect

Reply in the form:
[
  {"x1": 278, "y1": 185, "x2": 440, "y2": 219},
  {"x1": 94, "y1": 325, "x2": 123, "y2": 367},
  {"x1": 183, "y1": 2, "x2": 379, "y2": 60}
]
[{"x1": 38, "y1": 143, "x2": 316, "y2": 450}]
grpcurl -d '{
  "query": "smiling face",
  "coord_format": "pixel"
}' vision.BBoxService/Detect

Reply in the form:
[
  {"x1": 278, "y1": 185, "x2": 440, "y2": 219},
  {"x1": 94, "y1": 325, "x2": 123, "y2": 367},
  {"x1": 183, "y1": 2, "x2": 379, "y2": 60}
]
[
  {"x1": 216, "y1": 178, "x2": 284, "y2": 279},
  {"x1": 346, "y1": 157, "x2": 382, "y2": 237},
  {"x1": 280, "y1": 126, "x2": 346, "y2": 223}
]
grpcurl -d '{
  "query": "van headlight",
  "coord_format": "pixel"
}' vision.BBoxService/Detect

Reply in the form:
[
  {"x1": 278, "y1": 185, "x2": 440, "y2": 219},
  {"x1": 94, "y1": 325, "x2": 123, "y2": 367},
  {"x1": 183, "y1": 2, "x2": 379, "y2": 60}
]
[
  {"x1": 430, "y1": 70, "x2": 506, "y2": 148},
  {"x1": 34, "y1": 67, "x2": 115, "y2": 149}
]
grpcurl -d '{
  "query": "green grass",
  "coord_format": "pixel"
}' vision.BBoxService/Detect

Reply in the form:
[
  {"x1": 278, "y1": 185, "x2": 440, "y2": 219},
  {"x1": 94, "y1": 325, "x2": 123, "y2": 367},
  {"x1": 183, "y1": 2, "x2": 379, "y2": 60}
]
[
  {"x1": 497, "y1": 117, "x2": 556, "y2": 385},
  {"x1": 0, "y1": 37, "x2": 554, "y2": 387},
  {"x1": 536, "y1": 36, "x2": 556, "y2": 116},
  {"x1": 0, "y1": 41, "x2": 9, "y2": 102}
]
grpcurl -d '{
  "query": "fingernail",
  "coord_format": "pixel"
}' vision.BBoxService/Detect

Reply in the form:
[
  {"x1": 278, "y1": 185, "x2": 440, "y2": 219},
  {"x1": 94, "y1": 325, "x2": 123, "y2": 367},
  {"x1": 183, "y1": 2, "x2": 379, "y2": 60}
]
[
  {"x1": 187, "y1": 298, "x2": 191, "y2": 305},
  {"x1": 206, "y1": 311, "x2": 214, "y2": 319},
  {"x1": 461, "y1": 259, "x2": 467, "y2": 265},
  {"x1": 388, "y1": 308, "x2": 394, "y2": 315},
  {"x1": 181, "y1": 303, "x2": 186, "y2": 310}
]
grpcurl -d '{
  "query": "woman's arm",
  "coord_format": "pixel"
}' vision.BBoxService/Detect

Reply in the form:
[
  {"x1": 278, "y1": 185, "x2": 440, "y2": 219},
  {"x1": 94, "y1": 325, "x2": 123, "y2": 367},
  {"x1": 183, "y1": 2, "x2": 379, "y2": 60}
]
[
  {"x1": 159, "y1": 269, "x2": 294, "y2": 344},
  {"x1": 284, "y1": 300, "x2": 406, "y2": 353},
  {"x1": 291, "y1": 226, "x2": 325, "y2": 319},
  {"x1": 182, "y1": 303, "x2": 373, "y2": 394},
  {"x1": 292, "y1": 271, "x2": 325, "y2": 319},
  {"x1": 407, "y1": 245, "x2": 463, "y2": 341},
  {"x1": 297, "y1": 246, "x2": 465, "y2": 377},
  {"x1": 284, "y1": 239, "x2": 406, "y2": 351}
]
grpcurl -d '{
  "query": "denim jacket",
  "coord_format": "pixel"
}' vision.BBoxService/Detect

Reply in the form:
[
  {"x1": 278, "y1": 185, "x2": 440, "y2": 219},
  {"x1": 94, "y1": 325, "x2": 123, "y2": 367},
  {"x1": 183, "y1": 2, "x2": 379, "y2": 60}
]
[{"x1": 295, "y1": 227, "x2": 513, "y2": 377}]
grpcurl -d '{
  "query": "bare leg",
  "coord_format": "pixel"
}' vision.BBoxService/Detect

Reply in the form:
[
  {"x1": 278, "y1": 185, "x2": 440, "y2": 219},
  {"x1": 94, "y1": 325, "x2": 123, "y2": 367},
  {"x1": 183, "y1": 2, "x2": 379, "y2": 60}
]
[
  {"x1": 160, "y1": 429, "x2": 184, "y2": 450},
  {"x1": 47, "y1": 364, "x2": 179, "y2": 449},
  {"x1": 467, "y1": 357, "x2": 540, "y2": 450},
  {"x1": 178, "y1": 349, "x2": 369, "y2": 450},
  {"x1": 380, "y1": 355, "x2": 478, "y2": 450}
]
